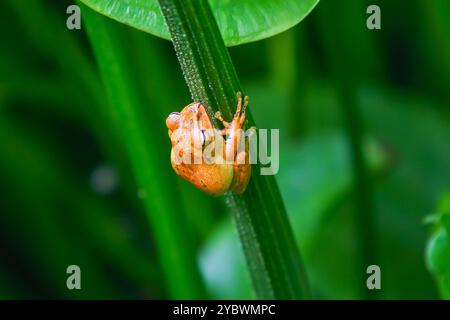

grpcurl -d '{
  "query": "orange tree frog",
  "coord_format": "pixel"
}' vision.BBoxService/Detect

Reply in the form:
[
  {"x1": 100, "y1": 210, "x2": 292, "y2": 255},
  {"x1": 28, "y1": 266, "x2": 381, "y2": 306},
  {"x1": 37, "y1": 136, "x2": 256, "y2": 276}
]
[{"x1": 166, "y1": 92, "x2": 253, "y2": 196}]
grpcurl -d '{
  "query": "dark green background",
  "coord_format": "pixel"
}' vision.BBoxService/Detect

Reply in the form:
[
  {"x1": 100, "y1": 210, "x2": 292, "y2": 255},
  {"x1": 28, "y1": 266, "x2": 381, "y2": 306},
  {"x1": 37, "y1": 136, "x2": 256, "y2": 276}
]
[{"x1": 0, "y1": 0, "x2": 449, "y2": 299}]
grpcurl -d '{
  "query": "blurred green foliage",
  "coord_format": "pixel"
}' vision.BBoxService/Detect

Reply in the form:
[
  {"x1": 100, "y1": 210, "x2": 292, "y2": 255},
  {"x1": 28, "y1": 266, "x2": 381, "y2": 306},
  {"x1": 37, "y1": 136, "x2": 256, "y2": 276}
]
[
  {"x1": 0, "y1": 0, "x2": 449, "y2": 299},
  {"x1": 427, "y1": 193, "x2": 450, "y2": 299}
]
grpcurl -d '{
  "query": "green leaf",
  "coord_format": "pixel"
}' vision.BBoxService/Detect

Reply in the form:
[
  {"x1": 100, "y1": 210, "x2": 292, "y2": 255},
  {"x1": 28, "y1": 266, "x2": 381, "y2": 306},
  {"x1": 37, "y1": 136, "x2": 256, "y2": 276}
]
[
  {"x1": 79, "y1": 0, "x2": 319, "y2": 46},
  {"x1": 426, "y1": 193, "x2": 450, "y2": 299}
]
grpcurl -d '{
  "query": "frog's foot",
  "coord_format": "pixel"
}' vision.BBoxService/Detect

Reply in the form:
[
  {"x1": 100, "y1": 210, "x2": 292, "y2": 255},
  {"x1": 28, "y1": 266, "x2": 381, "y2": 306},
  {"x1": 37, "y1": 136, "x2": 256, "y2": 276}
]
[
  {"x1": 215, "y1": 111, "x2": 230, "y2": 128},
  {"x1": 235, "y1": 92, "x2": 243, "y2": 114},
  {"x1": 239, "y1": 95, "x2": 249, "y2": 126},
  {"x1": 234, "y1": 92, "x2": 249, "y2": 126}
]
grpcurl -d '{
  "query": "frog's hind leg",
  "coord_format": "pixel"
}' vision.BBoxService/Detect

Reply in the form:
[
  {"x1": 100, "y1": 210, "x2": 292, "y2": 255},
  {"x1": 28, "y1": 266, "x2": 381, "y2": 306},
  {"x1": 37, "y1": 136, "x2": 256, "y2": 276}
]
[
  {"x1": 215, "y1": 92, "x2": 249, "y2": 129},
  {"x1": 231, "y1": 151, "x2": 252, "y2": 194}
]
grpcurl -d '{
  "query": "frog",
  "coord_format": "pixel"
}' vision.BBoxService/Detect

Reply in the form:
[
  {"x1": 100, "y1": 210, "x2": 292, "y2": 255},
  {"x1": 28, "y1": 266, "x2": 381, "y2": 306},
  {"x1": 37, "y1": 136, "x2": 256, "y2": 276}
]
[{"x1": 166, "y1": 92, "x2": 253, "y2": 196}]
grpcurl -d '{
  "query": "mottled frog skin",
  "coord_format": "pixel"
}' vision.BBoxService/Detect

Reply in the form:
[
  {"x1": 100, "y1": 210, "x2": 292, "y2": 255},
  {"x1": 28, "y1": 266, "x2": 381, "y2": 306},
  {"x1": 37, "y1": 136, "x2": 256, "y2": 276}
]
[{"x1": 166, "y1": 92, "x2": 253, "y2": 196}]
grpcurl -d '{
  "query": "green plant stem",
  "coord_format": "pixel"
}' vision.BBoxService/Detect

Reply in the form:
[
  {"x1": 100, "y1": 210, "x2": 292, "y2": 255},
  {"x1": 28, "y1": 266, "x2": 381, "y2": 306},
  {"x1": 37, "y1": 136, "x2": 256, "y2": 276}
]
[
  {"x1": 81, "y1": 4, "x2": 207, "y2": 299},
  {"x1": 266, "y1": 30, "x2": 298, "y2": 137},
  {"x1": 339, "y1": 80, "x2": 377, "y2": 300},
  {"x1": 422, "y1": 0, "x2": 450, "y2": 103},
  {"x1": 317, "y1": 0, "x2": 378, "y2": 299},
  {"x1": 158, "y1": 0, "x2": 310, "y2": 299},
  {"x1": 266, "y1": 28, "x2": 311, "y2": 138}
]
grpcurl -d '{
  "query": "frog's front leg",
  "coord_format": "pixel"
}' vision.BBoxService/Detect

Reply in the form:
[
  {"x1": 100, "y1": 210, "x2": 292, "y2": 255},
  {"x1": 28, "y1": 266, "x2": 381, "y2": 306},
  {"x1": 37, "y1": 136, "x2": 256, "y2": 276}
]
[
  {"x1": 214, "y1": 92, "x2": 249, "y2": 130},
  {"x1": 214, "y1": 92, "x2": 250, "y2": 161},
  {"x1": 214, "y1": 111, "x2": 230, "y2": 128}
]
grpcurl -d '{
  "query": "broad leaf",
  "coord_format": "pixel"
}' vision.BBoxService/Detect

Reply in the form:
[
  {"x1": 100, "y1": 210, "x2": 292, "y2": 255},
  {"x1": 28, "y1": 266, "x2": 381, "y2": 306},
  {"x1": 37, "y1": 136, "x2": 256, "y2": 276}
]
[{"x1": 79, "y1": 0, "x2": 319, "y2": 46}]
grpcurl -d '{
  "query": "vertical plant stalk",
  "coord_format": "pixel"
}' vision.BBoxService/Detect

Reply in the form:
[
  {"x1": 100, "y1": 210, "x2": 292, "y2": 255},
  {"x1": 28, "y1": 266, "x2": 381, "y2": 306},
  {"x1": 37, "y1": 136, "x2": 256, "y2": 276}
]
[
  {"x1": 339, "y1": 80, "x2": 377, "y2": 299},
  {"x1": 317, "y1": 0, "x2": 378, "y2": 299},
  {"x1": 158, "y1": 0, "x2": 310, "y2": 299},
  {"x1": 81, "y1": 4, "x2": 207, "y2": 299},
  {"x1": 423, "y1": 0, "x2": 450, "y2": 103},
  {"x1": 267, "y1": 30, "x2": 298, "y2": 137},
  {"x1": 266, "y1": 28, "x2": 309, "y2": 137}
]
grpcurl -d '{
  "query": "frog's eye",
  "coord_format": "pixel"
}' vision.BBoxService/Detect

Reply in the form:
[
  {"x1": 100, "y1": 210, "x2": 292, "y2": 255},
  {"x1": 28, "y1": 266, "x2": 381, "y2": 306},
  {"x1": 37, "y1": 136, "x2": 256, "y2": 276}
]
[
  {"x1": 166, "y1": 112, "x2": 180, "y2": 130},
  {"x1": 201, "y1": 130, "x2": 206, "y2": 146}
]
